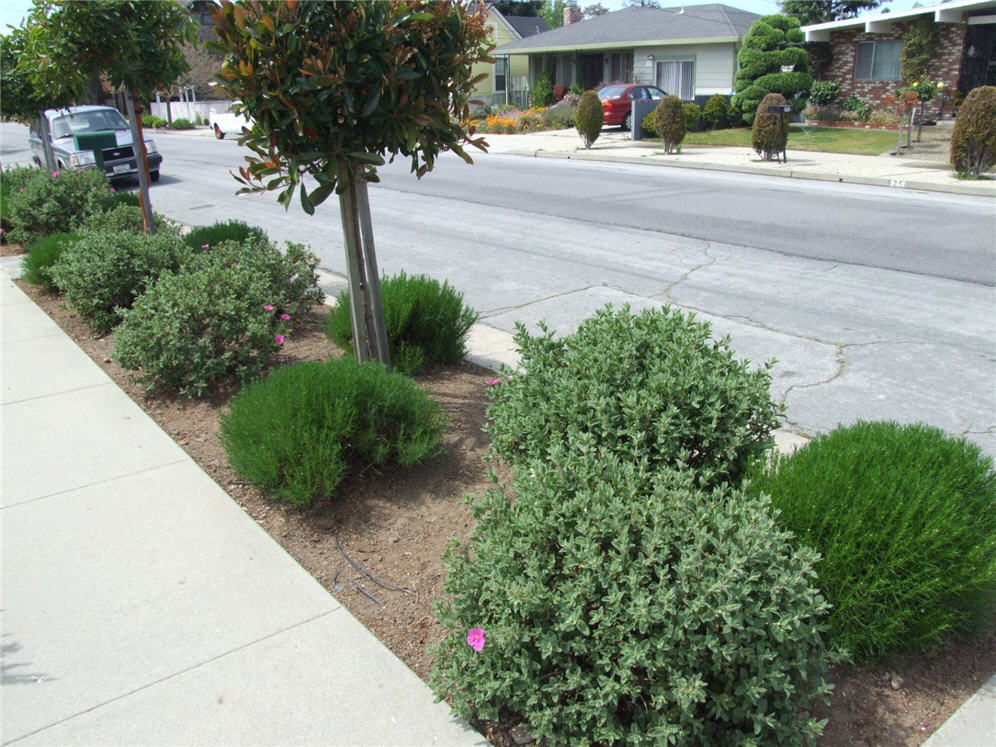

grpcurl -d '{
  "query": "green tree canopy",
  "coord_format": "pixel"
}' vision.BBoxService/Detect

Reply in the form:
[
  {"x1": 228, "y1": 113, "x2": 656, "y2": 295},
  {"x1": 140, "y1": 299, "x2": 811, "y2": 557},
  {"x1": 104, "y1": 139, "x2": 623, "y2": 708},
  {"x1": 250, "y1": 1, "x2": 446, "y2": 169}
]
[
  {"x1": 780, "y1": 1, "x2": 881, "y2": 26},
  {"x1": 732, "y1": 15, "x2": 813, "y2": 124}
]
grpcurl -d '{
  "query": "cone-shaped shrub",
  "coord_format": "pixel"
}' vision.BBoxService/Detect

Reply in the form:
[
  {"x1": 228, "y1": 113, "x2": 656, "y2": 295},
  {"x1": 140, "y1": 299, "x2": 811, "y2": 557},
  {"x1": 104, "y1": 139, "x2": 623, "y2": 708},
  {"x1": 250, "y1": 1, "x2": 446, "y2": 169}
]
[
  {"x1": 221, "y1": 357, "x2": 447, "y2": 505},
  {"x1": 574, "y1": 90, "x2": 604, "y2": 149},
  {"x1": 748, "y1": 421, "x2": 996, "y2": 661},
  {"x1": 486, "y1": 304, "x2": 782, "y2": 489},
  {"x1": 432, "y1": 452, "x2": 836, "y2": 745},
  {"x1": 653, "y1": 95, "x2": 686, "y2": 154},
  {"x1": 950, "y1": 85, "x2": 996, "y2": 177},
  {"x1": 752, "y1": 92, "x2": 789, "y2": 160}
]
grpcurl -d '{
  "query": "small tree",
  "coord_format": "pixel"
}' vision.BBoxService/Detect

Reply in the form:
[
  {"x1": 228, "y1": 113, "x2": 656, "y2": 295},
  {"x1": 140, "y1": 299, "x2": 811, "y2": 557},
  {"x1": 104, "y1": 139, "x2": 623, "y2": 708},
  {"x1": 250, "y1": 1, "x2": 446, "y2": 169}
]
[
  {"x1": 780, "y1": 0, "x2": 881, "y2": 25},
  {"x1": 752, "y1": 92, "x2": 789, "y2": 161},
  {"x1": 211, "y1": 0, "x2": 492, "y2": 367},
  {"x1": 653, "y1": 95, "x2": 686, "y2": 154},
  {"x1": 702, "y1": 93, "x2": 730, "y2": 130},
  {"x1": 732, "y1": 15, "x2": 812, "y2": 124},
  {"x1": 574, "y1": 90, "x2": 604, "y2": 149},
  {"x1": 950, "y1": 86, "x2": 996, "y2": 178}
]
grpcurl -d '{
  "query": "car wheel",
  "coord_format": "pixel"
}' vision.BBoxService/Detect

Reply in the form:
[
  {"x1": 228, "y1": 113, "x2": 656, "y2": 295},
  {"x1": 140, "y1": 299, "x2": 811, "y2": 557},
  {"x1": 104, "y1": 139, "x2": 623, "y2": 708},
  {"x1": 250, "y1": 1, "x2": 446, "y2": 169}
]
[
  {"x1": 214, "y1": 124, "x2": 225, "y2": 140},
  {"x1": 622, "y1": 112, "x2": 631, "y2": 131},
  {"x1": 150, "y1": 170, "x2": 160, "y2": 183}
]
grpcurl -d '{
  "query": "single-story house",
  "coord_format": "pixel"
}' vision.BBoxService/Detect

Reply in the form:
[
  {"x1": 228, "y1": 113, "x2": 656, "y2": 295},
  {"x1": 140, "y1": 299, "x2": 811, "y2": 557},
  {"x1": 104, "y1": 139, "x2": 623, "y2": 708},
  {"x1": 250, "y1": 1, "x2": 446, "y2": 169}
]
[
  {"x1": 472, "y1": 5, "x2": 551, "y2": 108},
  {"x1": 493, "y1": 2, "x2": 760, "y2": 103},
  {"x1": 802, "y1": 0, "x2": 996, "y2": 111}
]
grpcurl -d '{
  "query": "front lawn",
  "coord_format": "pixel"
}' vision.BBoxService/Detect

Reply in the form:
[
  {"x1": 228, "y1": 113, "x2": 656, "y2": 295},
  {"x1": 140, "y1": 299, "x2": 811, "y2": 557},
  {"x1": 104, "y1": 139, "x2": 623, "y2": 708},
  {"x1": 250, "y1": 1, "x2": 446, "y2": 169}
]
[{"x1": 680, "y1": 125, "x2": 900, "y2": 156}]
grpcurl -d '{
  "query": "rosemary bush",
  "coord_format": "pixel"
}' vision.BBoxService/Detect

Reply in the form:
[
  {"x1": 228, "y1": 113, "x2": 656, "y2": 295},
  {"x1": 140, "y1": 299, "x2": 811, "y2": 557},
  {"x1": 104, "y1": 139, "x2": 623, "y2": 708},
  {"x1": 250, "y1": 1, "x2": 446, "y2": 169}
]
[
  {"x1": 325, "y1": 271, "x2": 478, "y2": 375},
  {"x1": 432, "y1": 451, "x2": 836, "y2": 745},
  {"x1": 20, "y1": 232, "x2": 81, "y2": 290},
  {"x1": 183, "y1": 219, "x2": 269, "y2": 251},
  {"x1": 748, "y1": 421, "x2": 996, "y2": 661},
  {"x1": 486, "y1": 304, "x2": 782, "y2": 489},
  {"x1": 221, "y1": 357, "x2": 447, "y2": 505}
]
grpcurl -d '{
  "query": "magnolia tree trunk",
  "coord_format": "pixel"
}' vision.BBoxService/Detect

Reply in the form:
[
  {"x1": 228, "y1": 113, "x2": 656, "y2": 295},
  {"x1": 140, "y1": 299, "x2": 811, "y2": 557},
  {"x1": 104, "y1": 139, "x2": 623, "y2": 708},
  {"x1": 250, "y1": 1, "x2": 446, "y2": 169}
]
[
  {"x1": 124, "y1": 93, "x2": 155, "y2": 235},
  {"x1": 337, "y1": 169, "x2": 390, "y2": 367}
]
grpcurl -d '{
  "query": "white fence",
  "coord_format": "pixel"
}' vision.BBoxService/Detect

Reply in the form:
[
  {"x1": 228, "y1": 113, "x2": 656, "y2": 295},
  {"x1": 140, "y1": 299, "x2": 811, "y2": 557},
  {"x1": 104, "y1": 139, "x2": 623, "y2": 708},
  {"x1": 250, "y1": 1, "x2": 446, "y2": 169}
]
[{"x1": 148, "y1": 100, "x2": 234, "y2": 122}]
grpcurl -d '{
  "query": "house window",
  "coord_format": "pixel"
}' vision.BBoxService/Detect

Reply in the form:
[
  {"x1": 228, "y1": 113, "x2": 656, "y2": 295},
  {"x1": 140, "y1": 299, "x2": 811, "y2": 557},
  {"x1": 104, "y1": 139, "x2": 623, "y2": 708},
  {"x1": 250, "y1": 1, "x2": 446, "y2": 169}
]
[
  {"x1": 494, "y1": 56, "x2": 508, "y2": 93},
  {"x1": 656, "y1": 60, "x2": 694, "y2": 100},
  {"x1": 608, "y1": 52, "x2": 633, "y2": 83},
  {"x1": 854, "y1": 40, "x2": 902, "y2": 80}
]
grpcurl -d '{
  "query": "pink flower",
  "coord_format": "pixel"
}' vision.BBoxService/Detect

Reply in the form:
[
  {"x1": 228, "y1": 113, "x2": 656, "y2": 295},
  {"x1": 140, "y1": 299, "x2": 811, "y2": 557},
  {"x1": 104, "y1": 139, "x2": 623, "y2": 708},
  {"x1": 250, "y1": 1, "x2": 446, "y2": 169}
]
[
  {"x1": 280, "y1": 313, "x2": 290, "y2": 321},
  {"x1": 466, "y1": 627, "x2": 486, "y2": 652},
  {"x1": 109, "y1": 188, "x2": 116, "y2": 193},
  {"x1": 201, "y1": 243, "x2": 210, "y2": 249},
  {"x1": 18, "y1": 188, "x2": 24, "y2": 193},
  {"x1": 275, "y1": 334, "x2": 285, "y2": 345},
  {"x1": 264, "y1": 304, "x2": 274, "y2": 311},
  {"x1": 486, "y1": 378, "x2": 500, "y2": 387},
  {"x1": 52, "y1": 171, "x2": 60, "y2": 178}
]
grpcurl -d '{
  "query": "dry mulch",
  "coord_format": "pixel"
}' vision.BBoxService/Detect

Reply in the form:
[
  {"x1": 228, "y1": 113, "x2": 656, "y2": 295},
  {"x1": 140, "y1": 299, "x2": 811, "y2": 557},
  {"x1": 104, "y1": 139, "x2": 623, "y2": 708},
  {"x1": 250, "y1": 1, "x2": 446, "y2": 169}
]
[{"x1": 13, "y1": 274, "x2": 995, "y2": 746}]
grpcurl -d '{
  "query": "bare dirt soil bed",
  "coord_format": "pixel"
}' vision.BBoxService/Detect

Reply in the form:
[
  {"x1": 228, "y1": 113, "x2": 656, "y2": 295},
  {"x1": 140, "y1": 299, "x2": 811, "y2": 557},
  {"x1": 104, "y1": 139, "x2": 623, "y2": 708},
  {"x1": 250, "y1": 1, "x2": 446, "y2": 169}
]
[{"x1": 15, "y1": 277, "x2": 995, "y2": 746}]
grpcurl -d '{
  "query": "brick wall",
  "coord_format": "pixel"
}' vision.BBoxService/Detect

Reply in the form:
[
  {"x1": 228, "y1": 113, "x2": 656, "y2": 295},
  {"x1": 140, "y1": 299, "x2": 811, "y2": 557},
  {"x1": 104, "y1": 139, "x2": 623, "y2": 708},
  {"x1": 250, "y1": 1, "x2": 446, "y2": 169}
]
[{"x1": 824, "y1": 17, "x2": 967, "y2": 112}]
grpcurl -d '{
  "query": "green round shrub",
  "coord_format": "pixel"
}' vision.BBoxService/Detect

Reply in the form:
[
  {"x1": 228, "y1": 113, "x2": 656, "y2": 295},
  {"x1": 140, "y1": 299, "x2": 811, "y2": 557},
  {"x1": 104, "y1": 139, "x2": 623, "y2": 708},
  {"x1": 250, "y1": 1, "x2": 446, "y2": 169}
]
[
  {"x1": 702, "y1": 93, "x2": 730, "y2": 129},
  {"x1": 653, "y1": 95, "x2": 686, "y2": 154},
  {"x1": 168, "y1": 117, "x2": 195, "y2": 129},
  {"x1": 808, "y1": 80, "x2": 840, "y2": 107},
  {"x1": 574, "y1": 89, "x2": 604, "y2": 149},
  {"x1": 950, "y1": 85, "x2": 996, "y2": 177},
  {"x1": 141, "y1": 114, "x2": 168, "y2": 128},
  {"x1": 752, "y1": 91, "x2": 789, "y2": 160},
  {"x1": 49, "y1": 230, "x2": 187, "y2": 333},
  {"x1": 20, "y1": 232, "x2": 82, "y2": 290},
  {"x1": 486, "y1": 304, "x2": 782, "y2": 489},
  {"x1": 3, "y1": 167, "x2": 115, "y2": 246},
  {"x1": 432, "y1": 453, "x2": 835, "y2": 745},
  {"x1": 325, "y1": 271, "x2": 478, "y2": 376},
  {"x1": 748, "y1": 421, "x2": 996, "y2": 661},
  {"x1": 183, "y1": 220, "x2": 269, "y2": 251},
  {"x1": 640, "y1": 110, "x2": 657, "y2": 135},
  {"x1": 683, "y1": 101, "x2": 702, "y2": 131},
  {"x1": 220, "y1": 357, "x2": 447, "y2": 505}
]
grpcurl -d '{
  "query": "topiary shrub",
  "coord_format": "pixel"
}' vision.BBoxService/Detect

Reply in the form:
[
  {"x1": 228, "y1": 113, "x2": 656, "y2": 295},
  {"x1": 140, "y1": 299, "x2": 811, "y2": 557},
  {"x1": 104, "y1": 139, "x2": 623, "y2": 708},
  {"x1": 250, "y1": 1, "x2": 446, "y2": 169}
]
[
  {"x1": 3, "y1": 167, "x2": 115, "y2": 246},
  {"x1": 20, "y1": 232, "x2": 82, "y2": 290},
  {"x1": 431, "y1": 452, "x2": 836, "y2": 745},
  {"x1": 747, "y1": 421, "x2": 996, "y2": 662},
  {"x1": 808, "y1": 80, "x2": 840, "y2": 107},
  {"x1": 220, "y1": 357, "x2": 447, "y2": 505},
  {"x1": 683, "y1": 101, "x2": 702, "y2": 131},
  {"x1": 702, "y1": 93, "x2": 730, "y2": 129},
  {"x1": 486, "y1": 304, "x2": 782, "y2": 489},
  {"x1": 752, "y1": 92, "x2": 789, "y2": 161},
  {"x1": 653, "y1": 95, "x2": 686, "y2": 154},
  {"x1": 950, "y1": 85, "x2": 996, "y2": 178},
  {"x1": 732, "y1": 15, "x2": 811, "y2": 124},
  {"x1": 574, "y1": 90, "x2": 604, "y2": 149},
  {"x1": 324, "y1": 271, "x2": 478, "y2": 376},
  {"x1": 49, "y1": 230, "x2": 187, "y2": 333},
  {"x1": 183, "y1": 219, "x2": 269, "y2": 251}
]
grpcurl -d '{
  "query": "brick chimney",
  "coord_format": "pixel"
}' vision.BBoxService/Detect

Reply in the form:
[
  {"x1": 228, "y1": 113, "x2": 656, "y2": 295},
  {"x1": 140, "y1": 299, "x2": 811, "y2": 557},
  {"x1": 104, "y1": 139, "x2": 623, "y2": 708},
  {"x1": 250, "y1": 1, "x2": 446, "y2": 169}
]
[{"x1": 563, "y1": 0, "x2": 582, "y2": 25}]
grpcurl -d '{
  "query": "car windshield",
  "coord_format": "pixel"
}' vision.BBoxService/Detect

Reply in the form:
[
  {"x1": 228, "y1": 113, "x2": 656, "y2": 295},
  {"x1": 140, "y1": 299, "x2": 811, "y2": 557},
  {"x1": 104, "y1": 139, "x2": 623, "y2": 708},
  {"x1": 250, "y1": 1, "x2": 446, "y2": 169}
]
[
  {"x1": 597, "y1": 85, "x2": 629, "y2": 101},
  {"x1": 51, "y1": 109, "x2": 129, "y2": 138}
]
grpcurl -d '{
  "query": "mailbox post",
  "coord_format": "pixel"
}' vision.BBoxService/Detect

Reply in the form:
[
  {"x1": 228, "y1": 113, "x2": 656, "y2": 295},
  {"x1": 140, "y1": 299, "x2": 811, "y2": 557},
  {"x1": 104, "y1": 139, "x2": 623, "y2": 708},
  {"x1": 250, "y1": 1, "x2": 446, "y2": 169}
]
[{"x1": 766, "y1": 104, "x2": 792, "y2": 163}]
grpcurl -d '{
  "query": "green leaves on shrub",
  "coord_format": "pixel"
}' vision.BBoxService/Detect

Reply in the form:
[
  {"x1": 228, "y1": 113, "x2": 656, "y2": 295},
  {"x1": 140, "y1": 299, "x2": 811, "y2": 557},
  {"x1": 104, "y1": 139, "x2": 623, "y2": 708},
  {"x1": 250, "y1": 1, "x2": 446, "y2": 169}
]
[
  {"x1": 653, "y1": 95, "x2": 686, "y2": 154},
  {"x1": 81, "y1": 204, "x2": 175, "y2": 235},
  {"x1": 183, "y1": 220, "x2": 269, "y2": 251},
  {"x1": 950, "y1": 85, "x2": 996, "y2": 178},
  {"x1": 113, "y1": 238, "x2": 323, "y2": 397},
  {"x1": 325, "y1": 271, "x2": 478, "y2": 376},
  {"x1": 50, "y1": 230, "x2": 187, "y2": 333},
  {"x1": 220, "y1": 357, "x2": 447, "y2": 505},
  {"x1": 486, "y1": 304, "x2": 782, "y2": 489},
  {"x1": 702, "y1": 93, "x2": 731, "y2": 129},
  {"x1": 808, "y1": 80, "x2": 840, "y2": 107},
  {"x1": 574, "y1": 90, "x2": 604, "y2": 149},
  {"x1": 431, "y1": 452, "x2": 836, "y2": 745},
  {"x1": 748, "y1": 421, "x2": 996, "y2": 662},
  {"x1": 753, "y1": 92, "x2": 790, "y2": 161},
  {"x1": 20, "y1": 232, "x2": 81, "y2": 290},
  {"x1": 3, "y1": 167, "x2": 115, "y2": 245}
]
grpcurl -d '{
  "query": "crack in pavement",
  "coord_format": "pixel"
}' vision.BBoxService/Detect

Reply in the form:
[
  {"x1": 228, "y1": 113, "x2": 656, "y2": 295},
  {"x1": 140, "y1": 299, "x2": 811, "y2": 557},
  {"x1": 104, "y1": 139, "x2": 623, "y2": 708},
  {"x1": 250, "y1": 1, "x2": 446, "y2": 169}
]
[
  {"x1": 658, "y1": 243, "x2": 717, "y2": 297},
  {"x1": 480, "y1": 284, "x2": 606, "y2": 319},
  {"x1": 780, "y1": 344, "x2": 848, "y2": 410}
]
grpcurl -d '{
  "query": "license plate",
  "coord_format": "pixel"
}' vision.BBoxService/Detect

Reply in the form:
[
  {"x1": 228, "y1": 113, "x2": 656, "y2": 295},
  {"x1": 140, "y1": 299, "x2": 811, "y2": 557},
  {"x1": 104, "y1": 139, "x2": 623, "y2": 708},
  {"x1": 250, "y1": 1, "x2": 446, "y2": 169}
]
[{"x1": 112, "y1": 164, "x2": 131, "y2": 175}]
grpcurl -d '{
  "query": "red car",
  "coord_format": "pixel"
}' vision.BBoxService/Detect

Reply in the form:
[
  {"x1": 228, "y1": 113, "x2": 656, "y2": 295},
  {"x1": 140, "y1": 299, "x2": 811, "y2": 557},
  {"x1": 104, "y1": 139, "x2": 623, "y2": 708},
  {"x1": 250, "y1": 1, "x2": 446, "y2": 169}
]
[{"x1": 597, "y1": 84, "x2": 669, "y2": 129}]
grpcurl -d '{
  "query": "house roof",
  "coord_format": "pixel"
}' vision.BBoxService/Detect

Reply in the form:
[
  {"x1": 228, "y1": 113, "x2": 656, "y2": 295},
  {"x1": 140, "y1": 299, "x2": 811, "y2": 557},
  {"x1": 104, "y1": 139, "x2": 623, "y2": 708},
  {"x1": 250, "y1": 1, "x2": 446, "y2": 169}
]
[
  {"x1": 505, "y1": 14, "x2": 551, "y2": 38},
  {"x1": 803, "y1": 0, "x2": 996, "y2": 42},
  {"x1": 494, "y1": 4, "x2": 760, "y2": 54}
]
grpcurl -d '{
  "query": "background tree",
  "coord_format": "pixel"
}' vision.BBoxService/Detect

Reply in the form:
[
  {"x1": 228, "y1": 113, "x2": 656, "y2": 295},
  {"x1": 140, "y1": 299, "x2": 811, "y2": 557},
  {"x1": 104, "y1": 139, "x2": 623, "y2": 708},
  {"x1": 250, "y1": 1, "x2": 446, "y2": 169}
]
[
  {"x1": 900, "y1": 16, "x2": 940, "y2": 84},
  {"x1": 582, "y1": 3, "x2": 609, "y2": 17},
  {"x1": 732, "y1": 15, "x2": 812, "y2": 124},
  {"x1": 19, "y1": 0, "x2": 197, "y2": 231},
  {"x1": 781, "y1": 1, "x2": 881, "y2": 25},
  {"x1": 540, "y1": 0, "x2": 565, "y2": 28},
  {"x1": 493, "y1": 1, "x2": 546, "y2": 17},
  {"x1": 211, "y1": 0, "x2": 492, "y2": 368}
]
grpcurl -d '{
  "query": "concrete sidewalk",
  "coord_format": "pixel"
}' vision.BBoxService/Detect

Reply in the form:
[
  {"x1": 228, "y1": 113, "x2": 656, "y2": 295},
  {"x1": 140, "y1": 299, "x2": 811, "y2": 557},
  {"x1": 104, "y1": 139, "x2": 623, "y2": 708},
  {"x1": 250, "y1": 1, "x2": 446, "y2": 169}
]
[{"x1": 0, "y1": 265, "x2": 484, "y2": 745}]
